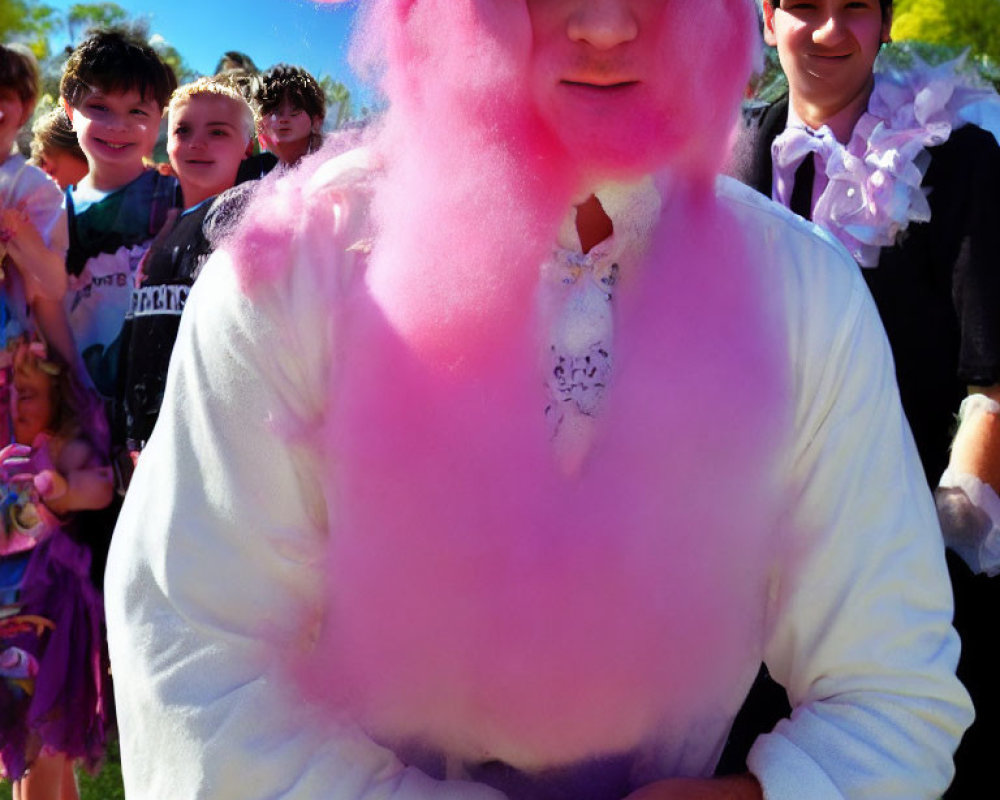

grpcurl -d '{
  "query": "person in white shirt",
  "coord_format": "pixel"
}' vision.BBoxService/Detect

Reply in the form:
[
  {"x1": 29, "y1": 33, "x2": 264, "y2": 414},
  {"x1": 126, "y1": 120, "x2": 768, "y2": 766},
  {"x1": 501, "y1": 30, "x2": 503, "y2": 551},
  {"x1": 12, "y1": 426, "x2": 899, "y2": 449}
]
[{"x1": 104, "y1": 1, "x2": 972, "y2": 798}]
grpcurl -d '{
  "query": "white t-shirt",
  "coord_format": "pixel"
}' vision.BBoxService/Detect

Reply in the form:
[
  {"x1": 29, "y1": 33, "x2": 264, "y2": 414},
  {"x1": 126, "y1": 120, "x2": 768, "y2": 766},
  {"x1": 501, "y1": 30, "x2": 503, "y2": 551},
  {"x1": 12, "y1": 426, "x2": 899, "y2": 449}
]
[{"x1": 0, "y1": 153, "x2": 67, "y2": 337}]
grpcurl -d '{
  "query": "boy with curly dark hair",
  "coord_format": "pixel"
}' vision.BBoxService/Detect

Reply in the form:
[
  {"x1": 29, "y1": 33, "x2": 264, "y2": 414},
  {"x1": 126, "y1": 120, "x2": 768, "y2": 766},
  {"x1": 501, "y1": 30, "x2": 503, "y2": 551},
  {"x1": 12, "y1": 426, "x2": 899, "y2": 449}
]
[{"x1": 254, "y1": 63, "x2": 325, "y2": 167}]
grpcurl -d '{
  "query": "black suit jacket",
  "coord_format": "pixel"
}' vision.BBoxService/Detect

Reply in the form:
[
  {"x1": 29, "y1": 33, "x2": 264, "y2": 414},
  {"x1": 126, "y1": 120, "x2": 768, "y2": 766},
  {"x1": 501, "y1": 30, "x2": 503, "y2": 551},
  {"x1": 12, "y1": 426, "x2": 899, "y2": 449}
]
[
  {"x1": 734, "y1": 96, "x2": 1000, "y2": 485},
  {"x1": 732, "y1": 96, "x2": 1000, "y2": 798}
]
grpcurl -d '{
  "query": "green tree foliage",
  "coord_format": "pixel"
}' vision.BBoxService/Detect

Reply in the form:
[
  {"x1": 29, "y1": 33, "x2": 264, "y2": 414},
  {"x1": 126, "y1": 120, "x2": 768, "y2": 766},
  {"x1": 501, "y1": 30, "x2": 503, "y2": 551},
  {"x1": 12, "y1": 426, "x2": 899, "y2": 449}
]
[
  {"x1": 66, "y1": 1, "x2": 128, "y2": 45},
  {"x1": 0, "y1": 0, "x2": 57, "y2": 58},
  {"x1": 319, "y1": 74, "x2": 353, "y2": 129},
  {"x1": 65, "y1": 4, "x2": 198, "y2": 87},
  {"x1": 151, "y1": 36, "x2": 197, "y2": 85},
  {"x1": 893, "y1": 0, "x2": 1000, "y2": 63}
]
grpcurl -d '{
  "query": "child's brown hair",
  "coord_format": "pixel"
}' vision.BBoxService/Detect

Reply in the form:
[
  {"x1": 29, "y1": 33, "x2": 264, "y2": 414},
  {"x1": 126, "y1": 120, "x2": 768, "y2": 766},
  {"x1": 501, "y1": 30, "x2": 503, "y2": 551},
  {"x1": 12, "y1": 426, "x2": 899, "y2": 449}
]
[
  {"x1": 11, "y1": 341, "x2": 104, "y2": 455},
  {"x1": 254, "y1": 64, "x2": 325, "y2": 122},
  {"x1": 0, "y1": 43, "x2": 40, "y2": 105},
  {"x1": 60, "y1": 27, "x2": 177, "y2": 111}
]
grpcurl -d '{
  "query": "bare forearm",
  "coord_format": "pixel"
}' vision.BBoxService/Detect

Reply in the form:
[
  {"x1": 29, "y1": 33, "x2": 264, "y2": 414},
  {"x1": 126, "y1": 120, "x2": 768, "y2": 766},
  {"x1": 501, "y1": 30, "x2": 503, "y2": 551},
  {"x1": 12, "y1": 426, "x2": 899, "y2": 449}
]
[
  {"x1": 28, "y1": 297, "x2": 81, "y2": 373},
  {"x1": 18, "y1": 245, "x2": 68, "y2": 299},
  {"x1": 0, "y1": 209, "x2": 68, "y2": 299},
  {"x1": 948, "y1": 386, "x2": 1000, "y2": 492}
]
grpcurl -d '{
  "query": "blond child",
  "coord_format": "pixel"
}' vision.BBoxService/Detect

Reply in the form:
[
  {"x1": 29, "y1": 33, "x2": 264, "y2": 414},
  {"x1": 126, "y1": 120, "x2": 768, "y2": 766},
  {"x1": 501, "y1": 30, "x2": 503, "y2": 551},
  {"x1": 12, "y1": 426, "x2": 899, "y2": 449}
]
[
  {"x1": 28, "y1": 108, "x2": 88, "y2": 192},
  {"x1": 120, "y1": 78, "x2": 253, "y2": 457}
]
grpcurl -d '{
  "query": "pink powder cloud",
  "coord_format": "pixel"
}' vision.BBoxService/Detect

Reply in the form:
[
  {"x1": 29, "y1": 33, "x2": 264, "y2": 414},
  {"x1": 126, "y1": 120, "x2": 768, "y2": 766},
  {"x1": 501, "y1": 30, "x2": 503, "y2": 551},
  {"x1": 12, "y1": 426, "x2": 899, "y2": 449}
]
[{"x1": 232, "y1": 0, "x2": 784, "y2": 768}]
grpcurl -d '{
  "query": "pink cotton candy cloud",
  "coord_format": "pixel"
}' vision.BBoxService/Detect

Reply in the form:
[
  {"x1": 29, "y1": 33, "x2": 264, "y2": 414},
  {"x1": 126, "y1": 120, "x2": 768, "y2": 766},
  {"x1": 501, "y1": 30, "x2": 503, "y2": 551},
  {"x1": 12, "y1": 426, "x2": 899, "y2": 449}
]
[
  {"x1": 304, "y1": 172, "x2": 793, "y2": 767},
  {"x1": 231, "y1": 0, "x2": 785, "y2": 770}
]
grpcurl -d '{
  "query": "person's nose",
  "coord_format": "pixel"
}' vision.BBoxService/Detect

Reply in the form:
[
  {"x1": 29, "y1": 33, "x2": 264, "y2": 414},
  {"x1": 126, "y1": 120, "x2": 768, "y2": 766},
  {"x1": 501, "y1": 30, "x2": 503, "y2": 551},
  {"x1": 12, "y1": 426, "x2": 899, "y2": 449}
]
[
  {"x1": 104, "y1": 111, "x2": 128, "y2": 132},
  {"x1": 567, "y1": 0, "x2": 639, "y2": 50},
  {"x1": 812, "y1": 12, "x2": 849, "y2": 46}
]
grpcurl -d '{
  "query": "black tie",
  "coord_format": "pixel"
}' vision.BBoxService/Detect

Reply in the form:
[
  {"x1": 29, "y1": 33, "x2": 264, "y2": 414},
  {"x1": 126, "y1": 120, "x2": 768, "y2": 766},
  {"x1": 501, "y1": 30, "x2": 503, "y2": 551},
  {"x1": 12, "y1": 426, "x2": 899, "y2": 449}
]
[{"x1": 789, "y1": 153, "x2": 815, "y2": 222}]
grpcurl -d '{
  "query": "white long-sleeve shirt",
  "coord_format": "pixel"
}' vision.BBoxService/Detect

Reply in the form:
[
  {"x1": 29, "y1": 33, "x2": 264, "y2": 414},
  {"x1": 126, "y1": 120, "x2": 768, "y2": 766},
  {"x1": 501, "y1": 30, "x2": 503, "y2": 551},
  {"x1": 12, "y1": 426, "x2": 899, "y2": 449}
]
[{"x1": 105, "y1": 152, "x2": 971, "y2": 800}]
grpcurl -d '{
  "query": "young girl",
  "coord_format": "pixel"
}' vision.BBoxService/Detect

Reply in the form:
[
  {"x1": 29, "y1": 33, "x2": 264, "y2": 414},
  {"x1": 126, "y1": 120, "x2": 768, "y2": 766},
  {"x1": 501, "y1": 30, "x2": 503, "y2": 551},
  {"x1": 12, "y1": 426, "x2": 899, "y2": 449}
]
[{"x1": 0, "y1": 340, "x2": 112, "y2": 800}]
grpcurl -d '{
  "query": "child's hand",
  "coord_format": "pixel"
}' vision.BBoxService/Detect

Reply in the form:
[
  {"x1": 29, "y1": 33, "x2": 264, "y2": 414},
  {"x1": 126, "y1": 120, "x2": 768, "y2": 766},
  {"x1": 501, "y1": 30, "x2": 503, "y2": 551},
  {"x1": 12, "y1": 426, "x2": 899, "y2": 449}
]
[
  {"x1": 0, "y1": 442, "x2": 68, "y2": 506},
  {"x1": 1, "y1": 441, "x2": 58, "y2": 488},
  {"x1": 0, "y1": 208, "x2": 68, "y2": 300},
  {"x1": 0, "y1": 442, "x2": 33, "y2": 483},
  {"x1": 33, "y1": 469, "x2": 68, "y2": 502},
  {"x1": 0, "y1": 208, "x2": 36, "y2": 246},
  {"x1": 0, "y1": 207, "x2": 21, "y2": 242}
]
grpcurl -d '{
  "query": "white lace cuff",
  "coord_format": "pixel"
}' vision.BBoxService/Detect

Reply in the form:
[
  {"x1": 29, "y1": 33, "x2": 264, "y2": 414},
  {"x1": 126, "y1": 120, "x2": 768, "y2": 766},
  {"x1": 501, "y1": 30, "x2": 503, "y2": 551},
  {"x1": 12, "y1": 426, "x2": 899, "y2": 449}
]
[
  {"x1": 937, "y1": 469, "x2": 1000, "y2": 576},
  {"x1": 957, "y1": 392, "x2": 1000, "y2": 420}
]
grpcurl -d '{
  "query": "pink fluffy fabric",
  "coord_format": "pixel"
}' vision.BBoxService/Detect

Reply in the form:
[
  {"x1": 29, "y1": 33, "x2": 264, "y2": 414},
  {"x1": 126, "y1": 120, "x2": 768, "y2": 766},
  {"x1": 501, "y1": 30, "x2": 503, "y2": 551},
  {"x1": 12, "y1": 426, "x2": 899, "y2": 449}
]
[
  {"x1": 357, "y1": 0, "x2": 578, "y2": 365},
  {"x1": 235, "y1": 0, "x2": 787, "y2": 771},
  {"x1": 313, "y1": 178, "x2": 792, "y2": 768}
]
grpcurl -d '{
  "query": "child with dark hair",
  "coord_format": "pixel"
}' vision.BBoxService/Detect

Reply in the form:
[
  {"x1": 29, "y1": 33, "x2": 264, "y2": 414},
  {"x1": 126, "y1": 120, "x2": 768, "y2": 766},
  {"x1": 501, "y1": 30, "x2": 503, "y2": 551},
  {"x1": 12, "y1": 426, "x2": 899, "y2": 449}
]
[
  {"x1": 254, "y1": 63, "x2": 325, "y2": 167},
  {"x1": 29, "y1": 107, "x2": 88, "y2": 191},
  {"x1": 214, "y1": 50, "x2": 259, "y2": 76},
  {"x1": 58, "y1": 26, "x2": 180, "y2": 590},
  {"x1": 0, "y1": 340, "x2": 112, "y2": 799},
  {"x1": 60, "y1": 27, "x2": 180, "y2": 406},
  {"x1": 60, "y1": 26, "x2": 176, "y2": 116},
  {"x1": 732, "y1": 0, "x2": 1000, "y2": 792}
]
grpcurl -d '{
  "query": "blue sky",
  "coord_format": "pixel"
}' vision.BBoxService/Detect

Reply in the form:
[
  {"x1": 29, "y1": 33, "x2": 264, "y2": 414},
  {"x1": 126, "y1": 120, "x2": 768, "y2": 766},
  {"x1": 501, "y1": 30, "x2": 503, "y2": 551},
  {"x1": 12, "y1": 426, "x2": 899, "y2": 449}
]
[{"x1": 44, "y1": 0, "x2": 371, "y2": 108}]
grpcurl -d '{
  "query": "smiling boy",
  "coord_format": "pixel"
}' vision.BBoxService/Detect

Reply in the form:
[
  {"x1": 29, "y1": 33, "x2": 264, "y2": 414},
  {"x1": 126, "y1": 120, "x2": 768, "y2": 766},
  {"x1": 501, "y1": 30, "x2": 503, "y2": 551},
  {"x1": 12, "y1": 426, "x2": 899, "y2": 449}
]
[
  {"x1": 119, "y1": 78, "x2": 253, "y2": 459},
  {"x1": 733, "y1": 2, "x2": 1000, "y2": 793},
  {"x1": 59, "y1": 27, "x2": 179, "y2": 407}
]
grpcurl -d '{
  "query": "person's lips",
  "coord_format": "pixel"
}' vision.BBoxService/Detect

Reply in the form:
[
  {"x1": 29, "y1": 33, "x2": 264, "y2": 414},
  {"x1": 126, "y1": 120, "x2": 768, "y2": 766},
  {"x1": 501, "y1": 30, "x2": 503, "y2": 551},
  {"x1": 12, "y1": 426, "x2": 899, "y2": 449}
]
[
  {"x1": 96, "y1": 138, "x2": 131, "y2": 150},
  {"x1": 560, "y1": 79, "x2": 640, "y2": 90},
  {"x1": 807, "y1": 51, "x2": 853, "y2": 61}
]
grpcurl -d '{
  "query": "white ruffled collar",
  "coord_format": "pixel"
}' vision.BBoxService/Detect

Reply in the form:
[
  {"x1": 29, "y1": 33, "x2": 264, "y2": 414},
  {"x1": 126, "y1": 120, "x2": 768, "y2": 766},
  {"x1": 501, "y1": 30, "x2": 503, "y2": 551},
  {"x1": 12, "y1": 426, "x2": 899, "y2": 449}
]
[
  {"x1": 540, "y1": 177, "x2": 662, "y2": 475},
  {"x1": 772, "y1": 53, "x2": 1000, "y2": 267}
]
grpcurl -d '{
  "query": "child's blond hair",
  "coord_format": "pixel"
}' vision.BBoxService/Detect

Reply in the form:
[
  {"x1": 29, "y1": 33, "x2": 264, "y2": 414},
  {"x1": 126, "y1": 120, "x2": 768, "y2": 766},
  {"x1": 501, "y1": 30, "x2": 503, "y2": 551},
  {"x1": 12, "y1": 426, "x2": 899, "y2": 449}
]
[
  {"x1": 169, "y1": 77, "x2": 255, "y2": 143},
  {"x1": 30, "y1": 106, "x2": 86, "y2": 165}
]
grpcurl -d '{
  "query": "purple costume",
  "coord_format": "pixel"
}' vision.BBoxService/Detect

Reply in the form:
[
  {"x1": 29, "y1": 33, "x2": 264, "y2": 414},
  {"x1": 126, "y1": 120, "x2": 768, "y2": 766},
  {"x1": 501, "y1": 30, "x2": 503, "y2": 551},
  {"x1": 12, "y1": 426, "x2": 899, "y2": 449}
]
[{"x1": 0, "y1": 443, "x2": 110, "y2": 779}]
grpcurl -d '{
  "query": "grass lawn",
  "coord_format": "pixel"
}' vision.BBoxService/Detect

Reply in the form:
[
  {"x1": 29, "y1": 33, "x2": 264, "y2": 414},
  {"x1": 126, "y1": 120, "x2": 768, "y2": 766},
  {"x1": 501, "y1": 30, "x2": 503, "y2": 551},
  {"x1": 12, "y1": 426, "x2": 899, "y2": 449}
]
[{"x1": 1, "y1": 740, "x2": 125, "y2": 800}]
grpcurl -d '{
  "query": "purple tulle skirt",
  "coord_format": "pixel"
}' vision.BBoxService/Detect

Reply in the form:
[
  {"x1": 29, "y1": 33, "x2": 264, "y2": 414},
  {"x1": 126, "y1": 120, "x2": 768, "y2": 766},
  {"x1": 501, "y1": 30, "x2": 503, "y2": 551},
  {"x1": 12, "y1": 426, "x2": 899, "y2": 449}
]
[{"x1": 0, "y1": 528, "x2": 109, "y2": 780}]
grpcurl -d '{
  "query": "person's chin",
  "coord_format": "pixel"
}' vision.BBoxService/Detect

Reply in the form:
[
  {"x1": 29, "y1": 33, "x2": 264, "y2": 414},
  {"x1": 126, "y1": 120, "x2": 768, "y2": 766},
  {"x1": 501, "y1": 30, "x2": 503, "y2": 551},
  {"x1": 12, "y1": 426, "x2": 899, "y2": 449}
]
[{"x1": 548, "y1": 113, "x2": 688, "y2": 179}]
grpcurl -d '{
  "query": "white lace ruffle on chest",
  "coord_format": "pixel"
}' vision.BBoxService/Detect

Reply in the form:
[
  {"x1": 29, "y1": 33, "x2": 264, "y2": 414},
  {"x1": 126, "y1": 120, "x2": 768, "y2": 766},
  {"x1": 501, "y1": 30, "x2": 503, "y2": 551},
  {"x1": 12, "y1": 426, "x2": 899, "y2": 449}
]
[{"x1": 539, "y1": 178, "x2": 662, "y2": 474}]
